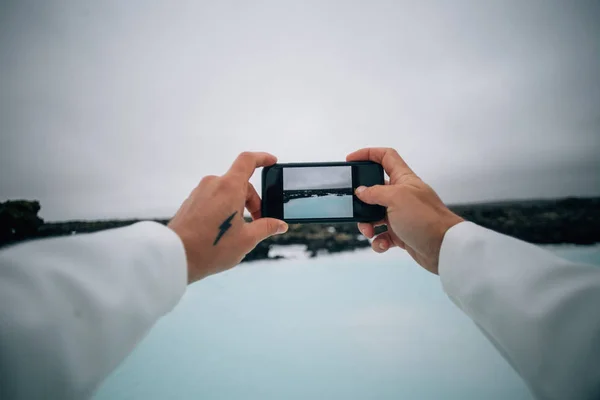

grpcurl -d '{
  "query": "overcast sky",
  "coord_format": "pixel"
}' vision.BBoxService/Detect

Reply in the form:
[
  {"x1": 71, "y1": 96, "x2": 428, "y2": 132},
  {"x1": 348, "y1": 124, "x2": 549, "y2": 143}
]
[
  {"x1": 284, "y1": 166, "x2": 352, "y2": 190},
  {"x1": 1, "y1": 0, "x2": 599, "y2": 221}
]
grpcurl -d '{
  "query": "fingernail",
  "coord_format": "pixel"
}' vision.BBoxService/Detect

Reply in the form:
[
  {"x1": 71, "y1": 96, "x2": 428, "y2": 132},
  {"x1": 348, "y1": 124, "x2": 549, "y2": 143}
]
[
  {"x1": 379, "y1": 241, "x2": 387, "y2": 250},
  {"x1": 277, "y1": 223, "x2": 288, "y2": 234},
  {"x1": 356, "y1": 186, "x2": 366, "y2": 194}
]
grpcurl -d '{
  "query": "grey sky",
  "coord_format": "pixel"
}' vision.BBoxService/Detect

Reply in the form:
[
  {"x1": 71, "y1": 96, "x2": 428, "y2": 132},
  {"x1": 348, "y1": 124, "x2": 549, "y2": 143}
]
[
  {"x1": 0, "y1": 0, "x2": 599, "y2": 220},
  {"x1": 284, "y1": 166, "x2": 352, "y2": 190}
]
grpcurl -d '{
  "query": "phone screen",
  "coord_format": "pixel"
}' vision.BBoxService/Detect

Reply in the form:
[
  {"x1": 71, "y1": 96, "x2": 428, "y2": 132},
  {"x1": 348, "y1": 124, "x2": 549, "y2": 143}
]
[
  {"x1": 262, "y1": 162, "x2": 385, "y2": 223},
  {"x1": 283, "y1": 166, "x2": 353, "y2": 219}
]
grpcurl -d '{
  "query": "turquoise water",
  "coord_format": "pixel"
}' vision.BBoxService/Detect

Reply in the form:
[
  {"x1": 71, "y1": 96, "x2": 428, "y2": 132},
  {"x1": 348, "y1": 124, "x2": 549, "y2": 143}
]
[
  {"x1": 284, "y1": 195, "x2": 353, "y2": 219},
  {"x1": 94, "y1": 245, "x2": 600, "y2": 400}
]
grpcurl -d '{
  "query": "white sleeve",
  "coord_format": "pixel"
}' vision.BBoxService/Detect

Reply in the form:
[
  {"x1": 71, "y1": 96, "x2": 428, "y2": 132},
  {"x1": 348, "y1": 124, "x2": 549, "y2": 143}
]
[
  {"x1": 0, "y1": 221, "x2": 188, "y2": 400},
  {"x1": 439, "y1": 222, "x2": 600, "y2": 400}
]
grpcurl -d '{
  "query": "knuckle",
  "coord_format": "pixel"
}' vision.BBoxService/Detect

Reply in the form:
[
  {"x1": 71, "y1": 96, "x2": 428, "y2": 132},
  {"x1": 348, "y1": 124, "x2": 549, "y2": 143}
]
[
  {"x1": 238, "y1": 151, "x2": 253, "y2": 160},
  {"x1": 200, "y1": 175, "x2": 218, "y2": 182},
  {"x1": 264, "y1": 219, "x2": 277, "y2": 235},
  {"x1": 200, "y1": 175, "x2": 218, "y2": 185},
  {"x1": 365, "y1": 186, "x2": 377, "y2": 196},
  {"x1": 387, "y1": 148, "x2": 400, "y2": 158}
]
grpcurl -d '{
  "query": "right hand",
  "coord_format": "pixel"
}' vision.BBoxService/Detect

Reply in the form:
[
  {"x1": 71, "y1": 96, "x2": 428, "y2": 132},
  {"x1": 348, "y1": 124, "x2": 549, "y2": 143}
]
[{"x1": 347, "y1": 148, "x2": 463, "y2": 275}]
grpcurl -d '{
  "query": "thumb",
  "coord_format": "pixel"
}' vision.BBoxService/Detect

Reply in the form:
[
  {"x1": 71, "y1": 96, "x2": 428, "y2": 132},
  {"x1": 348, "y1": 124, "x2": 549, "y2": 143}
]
[
  {"x1": 355, "y1": 185, "x2": 394, "y2": 206},
  {"x1": 245, "y1": 217, "x2": 288, "y2": 244}
]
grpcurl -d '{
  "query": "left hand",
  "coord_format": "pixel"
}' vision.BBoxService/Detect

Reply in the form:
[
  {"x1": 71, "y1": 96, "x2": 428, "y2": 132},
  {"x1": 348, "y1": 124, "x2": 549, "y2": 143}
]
[{"x1": 168, "y1": 152, "x2": 288, "y2": 284}]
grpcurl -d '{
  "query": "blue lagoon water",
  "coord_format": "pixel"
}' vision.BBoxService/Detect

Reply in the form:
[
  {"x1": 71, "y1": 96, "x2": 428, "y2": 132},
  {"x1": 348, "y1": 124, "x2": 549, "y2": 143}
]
[
  {"x1": 284, "y1": 195, "x2": 353, "y2": 219},
  {"x1": 94, "y1": 245, "x2": 600, "y2": 400}
]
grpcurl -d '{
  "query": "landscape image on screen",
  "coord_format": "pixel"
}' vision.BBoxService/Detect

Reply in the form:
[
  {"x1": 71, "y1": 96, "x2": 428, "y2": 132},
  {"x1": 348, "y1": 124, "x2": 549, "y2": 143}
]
[{"x1": 283, "y1": 166, "x2": 353, "y2": 219}]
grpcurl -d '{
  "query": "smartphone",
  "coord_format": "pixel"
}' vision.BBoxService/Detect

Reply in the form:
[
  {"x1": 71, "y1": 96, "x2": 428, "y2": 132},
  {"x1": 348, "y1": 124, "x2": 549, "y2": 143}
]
[{"x1": 261, "y1": 161, "x2": 386, "y2": 223}]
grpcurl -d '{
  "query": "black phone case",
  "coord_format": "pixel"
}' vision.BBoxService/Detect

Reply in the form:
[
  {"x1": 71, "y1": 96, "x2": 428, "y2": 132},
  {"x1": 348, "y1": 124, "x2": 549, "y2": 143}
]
[{"x1": 261, "y1": 161, "x2": 386, "y2": 224}]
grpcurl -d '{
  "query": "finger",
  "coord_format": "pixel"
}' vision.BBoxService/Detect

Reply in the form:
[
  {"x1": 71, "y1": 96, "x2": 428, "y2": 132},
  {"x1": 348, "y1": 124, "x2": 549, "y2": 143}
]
[
  {"x1": 357, "y1": 218, "x2": 388, "y2": 238},
  {"x1": 346, "y1": 148, "x2": 414, "y2": 181},
  {"x1": 357, "y1": 222, "x2": 375, "y2": 238},
  {"x1": 227, "y1": 151, "x2": 277, "y2": 182},
  {"x1": 245, "y1": 183, "x2": 262, "y2": 220},
  {"x1": 355, "y1": 184, "x2": 395, "y2": 206},
  {"x1": 371, "y1": 232, "x2": 397, "y2": 253},
  {"x1": 245, "y1": 217, "x2": 288, "y2": 245}
]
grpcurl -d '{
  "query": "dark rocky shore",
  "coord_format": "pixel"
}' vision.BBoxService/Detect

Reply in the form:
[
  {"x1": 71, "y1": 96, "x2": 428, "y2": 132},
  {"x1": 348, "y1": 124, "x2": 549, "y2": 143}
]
[
  {"x1": 1, "y1": 197, "x2": 599, "y2": 262},
  {"x1": 283, "y1": 188, "x2": 353, "y2": 203}
]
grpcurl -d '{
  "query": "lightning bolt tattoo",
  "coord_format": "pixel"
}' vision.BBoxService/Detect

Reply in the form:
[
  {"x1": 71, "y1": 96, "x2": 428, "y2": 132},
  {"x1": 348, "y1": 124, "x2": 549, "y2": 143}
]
[{"x1": 213, "y1": 211, "x2": 237, "y2": 246}]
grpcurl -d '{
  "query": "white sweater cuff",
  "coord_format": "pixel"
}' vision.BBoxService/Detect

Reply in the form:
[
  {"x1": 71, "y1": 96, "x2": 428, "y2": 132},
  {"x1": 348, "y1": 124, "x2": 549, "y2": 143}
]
[
  {"x1": 438, "y1": 221, "x2": 488, "y2": 310},
  {"x1": 124, "y1": 221, "x2": 188, "y2": 314}
]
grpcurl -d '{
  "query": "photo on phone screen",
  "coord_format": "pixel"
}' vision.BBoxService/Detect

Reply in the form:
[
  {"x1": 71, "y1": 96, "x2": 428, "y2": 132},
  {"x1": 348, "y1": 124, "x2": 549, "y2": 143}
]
[{"x1": 283, "y1": 166, "x2": 353, "y2": 219}]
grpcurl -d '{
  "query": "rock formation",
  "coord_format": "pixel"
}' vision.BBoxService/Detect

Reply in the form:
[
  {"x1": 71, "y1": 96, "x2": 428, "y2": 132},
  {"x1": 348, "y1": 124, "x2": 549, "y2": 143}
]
[
  {"x1": 0, "y1": 200, "x2": 44, "y2": 245},
  {"x1": 1, "y1": 198, "x2": 599, "y2": 263}
]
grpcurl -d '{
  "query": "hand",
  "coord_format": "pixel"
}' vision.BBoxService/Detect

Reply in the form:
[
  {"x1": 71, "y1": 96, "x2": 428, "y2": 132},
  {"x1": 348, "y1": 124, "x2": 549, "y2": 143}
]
[
  {"x1": 168, "y1": 152, "x2": 288, "y2": 284},
  {"x1": 347, "y1": 148, "x2": 463, "y2": 275}
]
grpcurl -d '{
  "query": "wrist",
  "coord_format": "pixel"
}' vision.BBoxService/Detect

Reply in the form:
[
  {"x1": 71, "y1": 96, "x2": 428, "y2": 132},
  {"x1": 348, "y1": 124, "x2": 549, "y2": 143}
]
[
  {"x1": 431, "y1": 213, "x2": 465, "y2": 275},
  {"x1": 167, "y1": 225, "x2": 197, "y2": 284}
]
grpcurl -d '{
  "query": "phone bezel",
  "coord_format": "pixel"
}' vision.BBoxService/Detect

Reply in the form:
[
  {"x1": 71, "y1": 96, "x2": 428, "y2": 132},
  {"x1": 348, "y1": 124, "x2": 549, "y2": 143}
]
[{"x1": 261, "y1": 161, "x2": 386, "y2": 223}]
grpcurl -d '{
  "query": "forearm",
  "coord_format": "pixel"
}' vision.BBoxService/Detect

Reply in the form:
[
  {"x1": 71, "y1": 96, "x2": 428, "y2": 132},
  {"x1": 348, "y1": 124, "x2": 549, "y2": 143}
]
[
  {"x1": 0, "y1": 222, "x2": 187, "y2": 399},
  {"x1": 439, "y1": 222, "x2": 600, "y2": 399}
]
